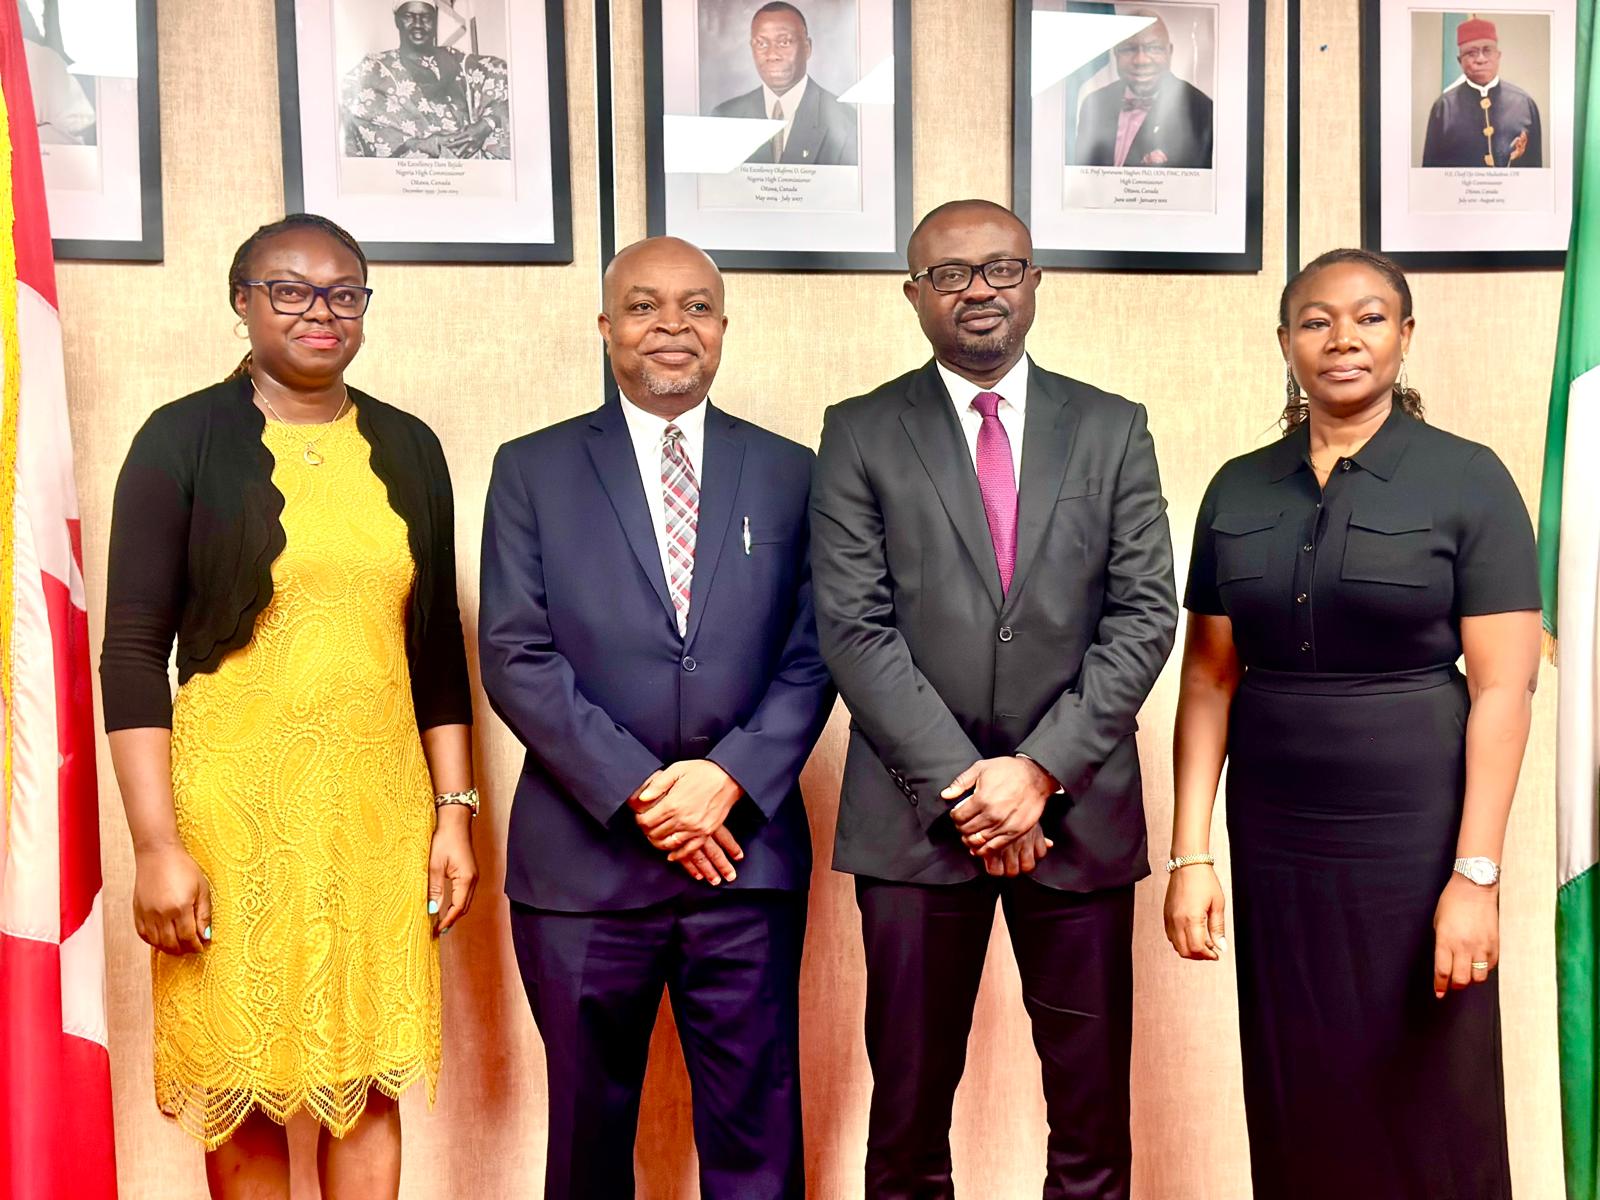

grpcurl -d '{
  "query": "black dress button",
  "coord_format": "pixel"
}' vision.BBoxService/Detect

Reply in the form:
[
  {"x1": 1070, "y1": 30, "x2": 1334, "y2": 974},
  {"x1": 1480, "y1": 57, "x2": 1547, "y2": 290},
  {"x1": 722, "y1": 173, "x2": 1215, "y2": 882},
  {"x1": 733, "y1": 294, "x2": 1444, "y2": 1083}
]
[
  {"x1": 681, "y1": 656, "x2": 696, "y2": 671},
  {"x1": 909, "y1": 795, "x2": 919, "y2": 806},
  {"x1": 998, "y1": 626, "x2": 1013, "y2": 642},
  {"x1": 1341, "y1": 460, "x2": 1352, "y2": 471},
  {"x1": 1300, "y1": 641, "x2": 1311, "y2": 652},
  {"x1": 1303, "y1": 543, "x2": 1314, "y2": 553},
  {"x1": 1297, "y1": 593, "x2": 1308, "y2": 604}
]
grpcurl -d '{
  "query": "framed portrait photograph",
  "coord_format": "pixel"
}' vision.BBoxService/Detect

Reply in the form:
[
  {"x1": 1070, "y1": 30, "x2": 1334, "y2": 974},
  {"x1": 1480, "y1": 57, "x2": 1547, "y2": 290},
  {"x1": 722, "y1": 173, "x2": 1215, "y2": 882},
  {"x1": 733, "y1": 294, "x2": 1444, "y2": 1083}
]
[
  {"x1": 643, "y1": 0, "x2": 912, "y2": 271},
  {"x1": 21, "y1": 0, "x2": 162, "y2": 261},
  {"x1": 1360, "y1": 0, "x2": 1575, "y2": 269},
  {"x1": 275, "y1": 0, "x2": 573, "y2": 264},
  {"x1": 1013, "y1": 0, "x2": 1265, "y2": 272}
]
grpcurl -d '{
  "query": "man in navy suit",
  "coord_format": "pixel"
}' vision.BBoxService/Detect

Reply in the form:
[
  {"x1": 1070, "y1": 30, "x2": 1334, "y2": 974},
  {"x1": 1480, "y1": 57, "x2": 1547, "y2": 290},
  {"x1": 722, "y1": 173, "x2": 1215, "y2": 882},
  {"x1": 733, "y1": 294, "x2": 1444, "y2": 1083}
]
[
  {"x1": 708, "y1": 2, "x2": 858, "y2": 166},
  {"x1": 480, "y1": 236, "x2": 833, "y2": 1200}
]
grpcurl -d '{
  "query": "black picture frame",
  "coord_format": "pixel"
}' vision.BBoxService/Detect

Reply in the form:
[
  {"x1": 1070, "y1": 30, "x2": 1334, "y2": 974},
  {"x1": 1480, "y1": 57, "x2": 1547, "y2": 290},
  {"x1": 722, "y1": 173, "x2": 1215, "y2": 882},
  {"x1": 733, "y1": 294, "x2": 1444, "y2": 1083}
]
[
  {"x1": 44, "y1": 0, "x2": 163, "y2": 261},
  {"x1": 1012, "y1": 0, "x2": 1265, "y2": 273},
  {"x1": 1358, "y1": 0, "x2": 1572, "y2": 270},
  {"x1": 642, "y1": 0, "x2": 913, "y2": 272},
  {"x1": 275, "y1": 0, "x2": 573, "y2": 264}
]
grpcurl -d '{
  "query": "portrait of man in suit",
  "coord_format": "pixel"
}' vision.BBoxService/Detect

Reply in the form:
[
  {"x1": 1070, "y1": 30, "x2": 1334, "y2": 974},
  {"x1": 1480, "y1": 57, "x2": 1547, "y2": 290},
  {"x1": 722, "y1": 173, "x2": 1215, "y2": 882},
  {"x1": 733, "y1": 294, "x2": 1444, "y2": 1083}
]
[
  {"x1": 708, "y1": 1, "x2": 859, "y2": 166},
  {"x1": 811, "y1": 199, "x2": 1177, "y2": 1198},
  {"x1": 1072, "y1": 9, "x2": 1214, "y2": 169},
  {"x1": 479, "y1": 235, "x2": 833, "y2": 1200},
  {"x1": 1420, "y1": 17, "x2": 1543, "y2": 168}
]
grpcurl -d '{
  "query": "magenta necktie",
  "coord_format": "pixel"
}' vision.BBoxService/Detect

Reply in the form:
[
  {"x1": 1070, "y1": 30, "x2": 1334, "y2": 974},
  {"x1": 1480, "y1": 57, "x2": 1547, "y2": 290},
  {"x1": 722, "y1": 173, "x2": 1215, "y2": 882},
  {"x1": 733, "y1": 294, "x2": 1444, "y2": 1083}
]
[{"x1": 972, "y1": 391, "x2": 1018, "y2": 595}]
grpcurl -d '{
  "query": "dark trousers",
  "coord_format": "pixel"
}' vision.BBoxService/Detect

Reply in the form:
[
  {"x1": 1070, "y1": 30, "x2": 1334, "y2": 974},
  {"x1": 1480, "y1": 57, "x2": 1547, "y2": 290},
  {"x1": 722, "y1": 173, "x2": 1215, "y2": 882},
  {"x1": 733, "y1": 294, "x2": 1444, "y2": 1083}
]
[
  {"x1": 510, "y1": 891, "x2": 807, "y2": 1200},
  {"x1": 857, "y1": 875, "x2": 1135, "y2": 1200}
]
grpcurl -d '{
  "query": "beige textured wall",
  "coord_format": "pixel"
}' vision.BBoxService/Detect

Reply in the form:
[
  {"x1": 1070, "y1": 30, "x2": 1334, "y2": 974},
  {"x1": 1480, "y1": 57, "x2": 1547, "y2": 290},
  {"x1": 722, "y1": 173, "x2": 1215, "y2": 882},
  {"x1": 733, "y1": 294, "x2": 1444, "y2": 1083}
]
[{"x1": 68, "y1": 1, "x2": 1561, "y2": 1196}]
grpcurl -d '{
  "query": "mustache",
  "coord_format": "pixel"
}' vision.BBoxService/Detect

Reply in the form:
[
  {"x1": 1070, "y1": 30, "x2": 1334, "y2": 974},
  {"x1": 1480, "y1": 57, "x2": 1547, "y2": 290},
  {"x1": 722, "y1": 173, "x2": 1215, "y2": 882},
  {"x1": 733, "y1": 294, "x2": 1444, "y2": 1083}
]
[{"x1": 956, "y1": 300, "x2": 1010, "y2": 321}]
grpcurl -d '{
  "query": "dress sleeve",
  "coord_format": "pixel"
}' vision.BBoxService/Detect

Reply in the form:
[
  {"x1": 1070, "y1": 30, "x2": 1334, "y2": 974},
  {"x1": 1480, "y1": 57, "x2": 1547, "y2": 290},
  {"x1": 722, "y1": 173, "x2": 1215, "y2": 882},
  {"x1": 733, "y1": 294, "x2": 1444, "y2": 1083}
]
[
  {"x1": 1454, "y1": 447, "x2": 1541, "y2": 616},
  {"x1": 1183, "y1": 472, "x2": 1225, "y2": 615},
  {"x1": 99, "y1": 409, "x2": 192, "y2": 731}
]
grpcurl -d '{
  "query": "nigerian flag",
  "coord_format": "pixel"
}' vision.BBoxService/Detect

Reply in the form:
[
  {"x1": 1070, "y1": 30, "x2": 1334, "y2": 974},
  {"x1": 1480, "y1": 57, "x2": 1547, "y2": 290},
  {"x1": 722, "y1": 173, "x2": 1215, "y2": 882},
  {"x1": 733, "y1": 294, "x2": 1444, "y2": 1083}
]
[{"x1": 1546, "y1": 3, "x2": 1600, "y2": 1196}]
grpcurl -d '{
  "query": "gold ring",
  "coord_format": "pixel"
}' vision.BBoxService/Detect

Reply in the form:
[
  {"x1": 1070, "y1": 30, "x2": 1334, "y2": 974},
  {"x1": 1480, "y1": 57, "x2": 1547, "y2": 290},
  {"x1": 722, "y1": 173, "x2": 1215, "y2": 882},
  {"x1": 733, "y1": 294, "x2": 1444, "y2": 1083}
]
[{"x1": 1472, "y1": 961, "x2": 1490, "y2": 970}]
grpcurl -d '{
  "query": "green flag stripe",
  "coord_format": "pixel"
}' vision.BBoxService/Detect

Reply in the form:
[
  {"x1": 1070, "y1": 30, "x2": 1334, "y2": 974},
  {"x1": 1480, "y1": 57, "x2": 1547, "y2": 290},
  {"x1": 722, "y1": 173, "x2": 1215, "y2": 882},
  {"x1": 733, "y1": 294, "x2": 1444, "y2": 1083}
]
[
  {"x1": 1541, "y1": 0, "x2": 1600, "y2": 637},
  {"x1": 1560, "y1": 863, "x2": 1600, "y2": 1200}
]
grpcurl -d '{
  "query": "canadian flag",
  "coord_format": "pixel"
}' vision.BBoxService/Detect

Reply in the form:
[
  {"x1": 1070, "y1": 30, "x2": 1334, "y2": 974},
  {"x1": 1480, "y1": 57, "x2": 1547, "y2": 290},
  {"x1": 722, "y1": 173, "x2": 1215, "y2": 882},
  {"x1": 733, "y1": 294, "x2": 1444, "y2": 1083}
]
[{"x1": 0, "y1": 5, "x2": 117, "y2": 1199}]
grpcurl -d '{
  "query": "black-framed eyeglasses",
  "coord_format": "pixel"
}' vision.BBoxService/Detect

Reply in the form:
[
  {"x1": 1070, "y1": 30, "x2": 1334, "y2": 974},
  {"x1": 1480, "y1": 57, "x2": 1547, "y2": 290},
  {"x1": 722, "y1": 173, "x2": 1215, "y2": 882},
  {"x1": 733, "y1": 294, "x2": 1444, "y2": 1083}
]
[
  {"x1": 909, "y1": 258, "x2": 1032, "y2": 294},
  {"x1": 242, "y1": 279, "x2": 374, "y2": 319}
]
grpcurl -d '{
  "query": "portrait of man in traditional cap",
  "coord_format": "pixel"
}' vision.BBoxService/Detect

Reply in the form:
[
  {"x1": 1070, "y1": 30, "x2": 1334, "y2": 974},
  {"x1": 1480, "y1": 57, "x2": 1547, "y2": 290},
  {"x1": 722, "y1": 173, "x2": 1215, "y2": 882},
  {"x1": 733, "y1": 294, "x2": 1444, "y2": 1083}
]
[
  {"x1": 1420, "y1": 15, "x2": 1542, "y2": 168},
  {"x1": 340, "y1": 0, "x2": 511, "y2": 160}
]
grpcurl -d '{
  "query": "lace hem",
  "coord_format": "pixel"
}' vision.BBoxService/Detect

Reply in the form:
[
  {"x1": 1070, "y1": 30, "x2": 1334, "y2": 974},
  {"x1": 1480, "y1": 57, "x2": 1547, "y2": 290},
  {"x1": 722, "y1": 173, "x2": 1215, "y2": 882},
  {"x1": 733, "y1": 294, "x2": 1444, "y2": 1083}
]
[{"x1": 156, "y1": 1055, "x2": 438, "y2": 1151}]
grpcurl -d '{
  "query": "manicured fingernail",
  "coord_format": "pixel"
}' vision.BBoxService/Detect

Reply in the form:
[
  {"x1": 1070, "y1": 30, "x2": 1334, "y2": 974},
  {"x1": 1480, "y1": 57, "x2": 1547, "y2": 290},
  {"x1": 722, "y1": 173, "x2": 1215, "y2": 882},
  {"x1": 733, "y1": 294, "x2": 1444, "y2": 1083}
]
[
  {"x1": 441, "y1": 925, "x2": 451, "y2": 935},
  {"x1": 427, "y1": 899, "x2": 440, "y2": 915},
  {"x1": 203, "y1": 926, "x2": 212, "y2": 941},
  {"x1": 1215, "y1": 936, "x2": 1227, "y2": 955},
  {"x1": 1435, "y1": 989, "x2": 1445, "y2": 999}
]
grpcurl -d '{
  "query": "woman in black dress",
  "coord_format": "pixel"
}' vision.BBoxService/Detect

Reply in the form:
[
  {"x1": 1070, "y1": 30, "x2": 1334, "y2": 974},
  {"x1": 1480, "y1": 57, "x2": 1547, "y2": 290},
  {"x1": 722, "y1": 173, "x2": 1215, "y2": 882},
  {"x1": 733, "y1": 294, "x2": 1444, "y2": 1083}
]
[{"x1": 1163, "y1": 248, "x2": 1541, "y2": 1199}]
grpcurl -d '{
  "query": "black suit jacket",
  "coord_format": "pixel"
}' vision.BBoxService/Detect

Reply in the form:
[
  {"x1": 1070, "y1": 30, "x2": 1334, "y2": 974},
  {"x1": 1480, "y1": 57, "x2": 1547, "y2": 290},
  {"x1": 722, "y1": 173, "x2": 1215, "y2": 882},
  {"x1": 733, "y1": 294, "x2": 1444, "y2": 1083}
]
[
  {"x1": 480, "y1": 399, "x2": 834, "y2": 912},
  {"x1": 1073, "y1": 75, "x2": 1213, "y2": 169},
  {"x1": 810, "y1": 360, "x2": 1177, "y2": 891},
  {"x1": 710, "y1": 77, "x2": 859, "y2": 166}
]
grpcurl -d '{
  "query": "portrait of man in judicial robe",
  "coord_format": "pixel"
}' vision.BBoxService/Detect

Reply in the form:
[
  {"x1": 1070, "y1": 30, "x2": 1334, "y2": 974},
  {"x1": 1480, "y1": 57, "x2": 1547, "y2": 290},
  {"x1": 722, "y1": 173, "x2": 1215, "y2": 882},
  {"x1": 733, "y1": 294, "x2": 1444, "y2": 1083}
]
[
  {"x1": 1072, "y1": 10, "x2": 1213, "y2": 170},
  {"x1": 1421, "y1": 16, "x2": 1543, "y2": 168},
  {"x1": 707, "y1": 1, "x2": 859, "y2": 166}
]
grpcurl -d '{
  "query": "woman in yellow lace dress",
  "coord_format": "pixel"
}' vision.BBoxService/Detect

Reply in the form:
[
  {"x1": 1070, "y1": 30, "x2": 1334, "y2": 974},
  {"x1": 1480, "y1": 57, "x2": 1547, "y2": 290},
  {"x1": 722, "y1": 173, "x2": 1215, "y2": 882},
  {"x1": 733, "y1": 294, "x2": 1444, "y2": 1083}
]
[{"x1": 100, "y1": 215, "x2": 477, "y2": 1199}]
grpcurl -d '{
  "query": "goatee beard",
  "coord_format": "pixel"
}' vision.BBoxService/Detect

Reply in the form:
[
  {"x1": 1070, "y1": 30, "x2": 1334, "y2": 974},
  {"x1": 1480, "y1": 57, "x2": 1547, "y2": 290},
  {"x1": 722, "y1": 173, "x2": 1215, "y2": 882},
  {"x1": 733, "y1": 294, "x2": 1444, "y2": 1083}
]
[{"x1": 641, "y1": 367, "x2": 701, "y2": 396}]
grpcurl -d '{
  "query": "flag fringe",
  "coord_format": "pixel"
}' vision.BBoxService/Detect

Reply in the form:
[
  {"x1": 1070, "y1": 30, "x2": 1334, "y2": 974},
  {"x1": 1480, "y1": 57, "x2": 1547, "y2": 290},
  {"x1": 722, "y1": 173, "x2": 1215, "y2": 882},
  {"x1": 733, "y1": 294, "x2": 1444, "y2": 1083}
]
[
  {"x1": 1544, "y1": 628, "x2": 1559, "y2": 665},
  {"x1": 0, "y1": 74, "x2": 17, "y2": 828}
]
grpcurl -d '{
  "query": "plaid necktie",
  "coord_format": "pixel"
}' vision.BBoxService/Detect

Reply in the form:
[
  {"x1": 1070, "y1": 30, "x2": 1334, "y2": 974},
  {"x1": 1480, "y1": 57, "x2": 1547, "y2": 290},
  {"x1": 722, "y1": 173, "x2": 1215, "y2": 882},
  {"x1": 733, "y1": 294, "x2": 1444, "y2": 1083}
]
[{"x1": 661, "y1": 423, "x2": 698, "y2": 635}]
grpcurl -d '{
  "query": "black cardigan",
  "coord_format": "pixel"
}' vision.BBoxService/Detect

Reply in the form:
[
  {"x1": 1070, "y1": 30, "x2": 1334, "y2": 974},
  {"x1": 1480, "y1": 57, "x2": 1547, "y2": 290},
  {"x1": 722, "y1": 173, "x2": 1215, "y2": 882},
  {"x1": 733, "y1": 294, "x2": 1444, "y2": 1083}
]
[{"x1": 100, "y1": 376, "x2": 473, "y2": 732}]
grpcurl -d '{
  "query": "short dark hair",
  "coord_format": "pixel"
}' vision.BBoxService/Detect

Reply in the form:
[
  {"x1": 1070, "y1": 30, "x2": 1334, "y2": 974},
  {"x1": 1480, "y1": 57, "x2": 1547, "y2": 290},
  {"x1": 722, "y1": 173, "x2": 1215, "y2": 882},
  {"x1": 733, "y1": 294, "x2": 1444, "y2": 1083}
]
[
  {"x1": 906, "y1": 199, "x2": 1031, "y2": 272},
  {"x1": 1278, "y1": 247, "x2": 1422, "y2": 433},
  {"x1": 753, "y1": 2, "x2": 807, "y2": 32}
]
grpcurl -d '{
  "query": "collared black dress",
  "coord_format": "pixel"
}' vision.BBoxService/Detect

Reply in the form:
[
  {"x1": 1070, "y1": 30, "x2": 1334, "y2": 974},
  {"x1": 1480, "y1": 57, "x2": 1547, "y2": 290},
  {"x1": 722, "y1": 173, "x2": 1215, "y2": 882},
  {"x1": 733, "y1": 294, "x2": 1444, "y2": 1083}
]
[
  {"x1": 1185, "y1": 407, "x2": 1538, "y2": 1200},
  {"x1": 1421, "y1": 78, "x2": 1543, "y2": 168}
]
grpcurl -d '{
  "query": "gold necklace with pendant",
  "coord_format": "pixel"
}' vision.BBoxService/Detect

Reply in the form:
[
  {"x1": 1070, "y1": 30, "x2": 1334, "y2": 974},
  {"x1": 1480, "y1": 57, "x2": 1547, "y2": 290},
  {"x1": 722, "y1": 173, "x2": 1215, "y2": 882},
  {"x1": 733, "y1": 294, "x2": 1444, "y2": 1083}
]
[{"x1": 252, "y1": 382, "x2": 350, "y2": 466}]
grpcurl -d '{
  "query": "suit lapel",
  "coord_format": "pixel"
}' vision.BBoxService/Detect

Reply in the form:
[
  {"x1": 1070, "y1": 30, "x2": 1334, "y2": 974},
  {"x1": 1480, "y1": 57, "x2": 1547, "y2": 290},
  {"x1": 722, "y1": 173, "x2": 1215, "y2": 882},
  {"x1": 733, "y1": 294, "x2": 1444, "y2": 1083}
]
[
  {"x1": 585, "y1": 402, "x2": 677, "y2": 627},
  {"x1": 900, "y1": 363, "x2": 1004, "y2": 612},
  {"x1": 782, "y1": 83, "x2": 824, "y2": 164},
  {"x1": 684, "y1": 405, "x2": 744, "y2": 650},
  {"x1": 1005, "y1": 369, "x2": 1079, "y2": 610}
]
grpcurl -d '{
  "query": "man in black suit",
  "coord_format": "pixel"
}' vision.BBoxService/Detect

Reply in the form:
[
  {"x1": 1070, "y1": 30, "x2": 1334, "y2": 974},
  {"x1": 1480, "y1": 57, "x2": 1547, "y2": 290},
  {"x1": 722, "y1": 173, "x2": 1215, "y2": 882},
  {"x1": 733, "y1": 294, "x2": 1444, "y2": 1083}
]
[
  {"x1": 480, "y1": 236, "x2": 833, "y2": 1199},
  {"x1": 810, "y1": 199, "x2": 1177, "y2": 1199},
  {"x1": 709, "y1": 2, "x2": 858, "y2": 166},
  {"x1": 1073, "y1": 12, "x2": 1213, "y2": 169}
]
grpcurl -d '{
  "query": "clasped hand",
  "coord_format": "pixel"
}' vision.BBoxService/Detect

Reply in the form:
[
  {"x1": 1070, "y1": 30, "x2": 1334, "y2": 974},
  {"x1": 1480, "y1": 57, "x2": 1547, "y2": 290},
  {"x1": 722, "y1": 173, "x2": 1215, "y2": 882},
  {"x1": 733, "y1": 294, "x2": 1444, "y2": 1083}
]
[
  {"x1": 942, "y1": 756, "x2": 1056, "y2": 876},
  {"x1": 630, "y1": 760, "x2": 746, "y2": 886}
]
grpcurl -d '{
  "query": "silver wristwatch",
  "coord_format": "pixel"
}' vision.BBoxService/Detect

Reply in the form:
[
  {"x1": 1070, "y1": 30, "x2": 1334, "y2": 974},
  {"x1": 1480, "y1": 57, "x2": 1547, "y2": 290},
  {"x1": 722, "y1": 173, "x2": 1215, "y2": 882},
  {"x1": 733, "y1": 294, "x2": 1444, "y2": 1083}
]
[{"x1": 1452, "y1": 856, "x2": 1500, "y2": 886}]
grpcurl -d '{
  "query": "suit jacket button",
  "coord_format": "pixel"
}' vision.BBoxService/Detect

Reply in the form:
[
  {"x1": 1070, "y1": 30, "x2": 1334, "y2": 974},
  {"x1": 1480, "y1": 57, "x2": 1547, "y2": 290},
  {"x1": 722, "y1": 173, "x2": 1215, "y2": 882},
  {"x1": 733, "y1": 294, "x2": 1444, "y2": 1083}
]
[
  {"x1": 998, "y1": 625, "x2": 1013, "y2": 642},
  {"x1": 909, "y1": 795, "x2": 918, "y2": 806},
  {"x1": 682, "y1": 656, "x2": 697, "y2": 671}
]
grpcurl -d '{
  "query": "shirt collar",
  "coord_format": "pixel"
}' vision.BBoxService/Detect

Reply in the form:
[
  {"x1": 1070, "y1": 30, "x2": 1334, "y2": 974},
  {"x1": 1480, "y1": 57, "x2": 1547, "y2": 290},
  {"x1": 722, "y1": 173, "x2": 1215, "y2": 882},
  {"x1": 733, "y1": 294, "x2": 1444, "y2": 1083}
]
[
  {"x1": 1463, "y1": 75, "x2": 1500, "y2": 98},
  {"x1": 761, "y1": 74, "x2": 808, "y2": 117},
  {"x1": 935, "y1": 355, "x2": 1031, "y2": 417},
  {"x1": 619, "y1": 393, "x2": 709, "y2": 445},
  {"x1": 1267, "y1": 402, "x2": 1414, "y2": 482}
]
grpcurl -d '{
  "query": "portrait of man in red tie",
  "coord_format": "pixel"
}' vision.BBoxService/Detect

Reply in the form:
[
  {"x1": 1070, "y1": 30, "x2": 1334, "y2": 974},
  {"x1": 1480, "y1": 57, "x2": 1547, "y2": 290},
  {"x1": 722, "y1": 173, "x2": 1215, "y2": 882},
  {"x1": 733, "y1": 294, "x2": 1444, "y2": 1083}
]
[{"x1": 1071, "y1": 7, "x2": 1215, "y2": 169}]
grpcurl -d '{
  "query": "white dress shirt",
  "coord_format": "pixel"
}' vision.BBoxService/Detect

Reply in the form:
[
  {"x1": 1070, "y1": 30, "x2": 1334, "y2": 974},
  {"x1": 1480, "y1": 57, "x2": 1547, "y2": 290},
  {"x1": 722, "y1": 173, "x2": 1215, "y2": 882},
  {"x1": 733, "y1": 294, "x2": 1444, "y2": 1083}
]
[
  {"x1": 762, "y1": 75, "x2": 809, "y2": 143},
  {"x1": 619, "y1": 395, "x2": 709, "y2": 616},
  {"x1": 936, "y1": 355, "x2": 1030, "y2": 486}
]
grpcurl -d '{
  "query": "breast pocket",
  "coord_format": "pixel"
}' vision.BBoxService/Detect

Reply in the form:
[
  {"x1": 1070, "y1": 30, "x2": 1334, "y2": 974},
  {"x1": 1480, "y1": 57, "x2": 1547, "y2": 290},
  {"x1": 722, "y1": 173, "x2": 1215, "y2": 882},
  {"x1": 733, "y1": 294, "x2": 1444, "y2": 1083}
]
[
  {"x1": 1341, "y1": 507, "x2": 1434, "y2": 587},
  {"x1": 1211, "y1": 511, "x2": 1278, "y2": 584}
]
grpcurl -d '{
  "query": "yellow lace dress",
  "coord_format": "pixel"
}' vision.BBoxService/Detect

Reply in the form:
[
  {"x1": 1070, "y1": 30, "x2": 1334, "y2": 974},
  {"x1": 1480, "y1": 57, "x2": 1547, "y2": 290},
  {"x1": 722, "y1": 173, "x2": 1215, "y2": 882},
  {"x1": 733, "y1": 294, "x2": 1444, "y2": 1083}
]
[{"x1": 156, "y1": 406, "x2": 440, "y2": 1148}]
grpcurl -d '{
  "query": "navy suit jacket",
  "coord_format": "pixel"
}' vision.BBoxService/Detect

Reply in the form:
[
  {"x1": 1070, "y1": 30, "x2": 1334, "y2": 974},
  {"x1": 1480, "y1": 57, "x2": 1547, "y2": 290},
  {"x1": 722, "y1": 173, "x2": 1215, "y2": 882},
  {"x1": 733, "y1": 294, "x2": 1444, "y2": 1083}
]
[
  {"x1": 480, "y1": 398, "x2": 834, "y2": 912},
  {"x1": 710, "y1": 77, "x2": 859, "y2": 166}
]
